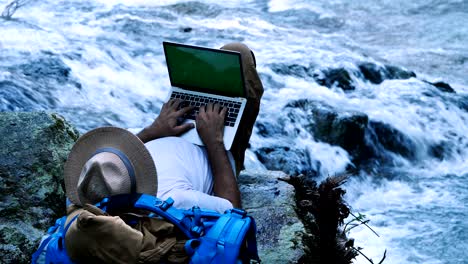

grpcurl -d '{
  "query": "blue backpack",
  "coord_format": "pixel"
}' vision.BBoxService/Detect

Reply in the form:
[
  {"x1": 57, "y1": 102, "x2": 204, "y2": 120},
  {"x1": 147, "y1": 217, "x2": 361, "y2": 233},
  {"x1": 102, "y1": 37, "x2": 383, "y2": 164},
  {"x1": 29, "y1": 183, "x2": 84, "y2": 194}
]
[{"x1": 32, "y1": 193, "x2": 261, "y2": 264}]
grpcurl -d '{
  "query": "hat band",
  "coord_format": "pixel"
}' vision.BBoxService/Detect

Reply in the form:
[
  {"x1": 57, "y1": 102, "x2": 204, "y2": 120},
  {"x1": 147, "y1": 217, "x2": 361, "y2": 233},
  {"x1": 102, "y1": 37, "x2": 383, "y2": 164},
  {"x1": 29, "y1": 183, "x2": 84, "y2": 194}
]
[{"x1": 92, "y1": 147, "x2": 137, "y2": 194}]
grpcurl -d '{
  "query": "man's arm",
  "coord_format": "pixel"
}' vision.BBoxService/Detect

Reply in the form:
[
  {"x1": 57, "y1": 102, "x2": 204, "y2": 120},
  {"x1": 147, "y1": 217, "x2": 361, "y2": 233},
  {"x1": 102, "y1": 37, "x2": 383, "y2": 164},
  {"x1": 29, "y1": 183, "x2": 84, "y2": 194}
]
[
  {"x1": 137, "y1": 99, "x2": 194, "y2": 143},
  {"x1": 196, "y1": 103, "x2": 241, "y2": 208}
]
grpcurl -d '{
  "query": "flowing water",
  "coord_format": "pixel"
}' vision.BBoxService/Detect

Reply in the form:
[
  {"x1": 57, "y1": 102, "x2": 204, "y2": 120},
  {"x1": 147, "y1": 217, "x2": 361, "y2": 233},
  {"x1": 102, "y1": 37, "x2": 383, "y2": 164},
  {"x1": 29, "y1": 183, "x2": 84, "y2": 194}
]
[{"x1": 1, "y1": 0, "x2": 467, "y2": 263}]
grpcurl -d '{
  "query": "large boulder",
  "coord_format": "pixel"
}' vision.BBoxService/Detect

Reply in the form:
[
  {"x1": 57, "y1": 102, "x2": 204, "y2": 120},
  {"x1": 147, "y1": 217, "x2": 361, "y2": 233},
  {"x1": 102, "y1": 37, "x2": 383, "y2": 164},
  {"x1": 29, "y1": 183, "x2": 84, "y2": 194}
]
[
  {"x1": 313, "y1": 68, "x2": 355, "y2": 91},
  {"x1": 269, "y1": 62, "x2": 416, "y2": 92},
  {"x1": 285, "y1": 99, "x2": 369, "y2": 161},
  {"x1": 423, "y1": 80, "x2": 456, "y2": 93},
  {"x1": 367, "y1": 121, "x2": 417, "y2": 159},
  {"x1": 255, "y1": 99, "x2": 420, "y2": 174},
  {"x1": 0, "y1": 112, "x2": 78, "y2": 263},
  {"x1": 358, "y1": 62, "x2": 416, "y2": 84},
  {"x1": 269, "y1": 63, "x2": 355, "y2": 91},
  {"x1": 239, "y1": 170, "x2": 306, "y2": 263}
]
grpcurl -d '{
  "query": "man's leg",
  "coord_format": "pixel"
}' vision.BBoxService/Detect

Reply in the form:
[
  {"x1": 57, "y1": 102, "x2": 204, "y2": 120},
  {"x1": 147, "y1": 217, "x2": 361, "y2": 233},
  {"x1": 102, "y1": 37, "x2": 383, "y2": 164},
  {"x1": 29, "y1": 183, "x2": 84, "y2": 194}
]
[{"x1": 220, "y1": 43, "x2": 264, "y2": 175}]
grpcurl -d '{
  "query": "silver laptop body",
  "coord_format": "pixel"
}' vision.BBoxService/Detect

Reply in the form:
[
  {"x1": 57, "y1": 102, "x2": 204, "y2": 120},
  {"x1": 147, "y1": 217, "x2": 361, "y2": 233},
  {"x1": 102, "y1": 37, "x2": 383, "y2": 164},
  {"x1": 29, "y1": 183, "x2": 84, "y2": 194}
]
[{"x1": 163, "y1": 42, "x2": 247, "y2": 150}]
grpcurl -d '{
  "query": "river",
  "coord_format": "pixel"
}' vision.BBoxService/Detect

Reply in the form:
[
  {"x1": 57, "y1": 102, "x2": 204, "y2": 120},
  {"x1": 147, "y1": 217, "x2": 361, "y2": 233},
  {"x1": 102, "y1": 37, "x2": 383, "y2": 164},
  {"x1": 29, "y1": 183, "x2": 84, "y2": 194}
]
[{"x1": 1, "y1": 0, "x2": 467, "y2": 263}]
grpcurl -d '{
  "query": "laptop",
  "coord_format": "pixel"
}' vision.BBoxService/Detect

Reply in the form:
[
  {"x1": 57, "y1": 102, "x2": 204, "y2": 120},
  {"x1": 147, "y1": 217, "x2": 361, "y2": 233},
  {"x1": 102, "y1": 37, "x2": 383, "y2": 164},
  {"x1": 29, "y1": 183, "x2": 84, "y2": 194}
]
[{"x1": 163, "y1": 41, "x2": 247, "y2": 150}]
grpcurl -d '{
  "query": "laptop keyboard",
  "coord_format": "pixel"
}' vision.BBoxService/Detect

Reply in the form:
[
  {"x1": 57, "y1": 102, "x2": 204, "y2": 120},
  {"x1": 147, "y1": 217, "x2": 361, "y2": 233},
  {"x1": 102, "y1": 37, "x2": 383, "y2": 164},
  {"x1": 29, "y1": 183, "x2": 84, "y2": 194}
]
[{"x1": 170, "y1": 92, "x2": 241, "y2": 127}]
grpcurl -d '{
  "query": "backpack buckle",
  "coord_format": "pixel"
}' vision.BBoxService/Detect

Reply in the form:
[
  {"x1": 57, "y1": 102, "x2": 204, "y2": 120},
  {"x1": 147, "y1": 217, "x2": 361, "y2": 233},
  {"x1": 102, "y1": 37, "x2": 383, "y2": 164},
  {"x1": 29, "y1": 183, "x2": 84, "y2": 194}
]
[
  {"x1": 216, "y1": 240, "x2": 225, "y2": 254},
  {"x1": 95, "y1": 197, "x2": 110, "y2": 210},
  {"x1": 191, "y1": 226, "x2": 203, "y2": 236},
  {"x1": 158, "y1": 197, "x2": 174, "y2": 211},
  {"x1": 230, "y1": 208, "x2": 247, "y2": 218}
]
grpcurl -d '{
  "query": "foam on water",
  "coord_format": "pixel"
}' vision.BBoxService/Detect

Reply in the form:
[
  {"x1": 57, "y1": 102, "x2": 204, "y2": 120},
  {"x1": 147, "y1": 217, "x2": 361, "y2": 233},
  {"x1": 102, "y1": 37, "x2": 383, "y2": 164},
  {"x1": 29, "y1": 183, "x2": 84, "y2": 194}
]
[{"x1": 345, "y1": 164, "x2": 468, "y2": 263}]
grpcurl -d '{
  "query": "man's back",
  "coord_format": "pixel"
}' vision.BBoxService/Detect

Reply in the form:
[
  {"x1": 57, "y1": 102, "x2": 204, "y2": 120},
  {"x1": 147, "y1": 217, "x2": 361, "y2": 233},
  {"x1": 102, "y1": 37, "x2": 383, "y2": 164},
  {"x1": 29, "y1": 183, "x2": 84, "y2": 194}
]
[{"x1": 145, "y1": 136, "x2": 235, "y2": 213}]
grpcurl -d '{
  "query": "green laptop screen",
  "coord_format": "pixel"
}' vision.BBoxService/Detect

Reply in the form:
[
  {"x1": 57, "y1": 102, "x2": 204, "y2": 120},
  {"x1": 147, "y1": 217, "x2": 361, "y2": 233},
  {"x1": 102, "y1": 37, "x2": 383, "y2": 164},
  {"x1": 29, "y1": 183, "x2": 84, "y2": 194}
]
[{"x1": 164, "y1": 43, "x2": 245, "y2": 97}]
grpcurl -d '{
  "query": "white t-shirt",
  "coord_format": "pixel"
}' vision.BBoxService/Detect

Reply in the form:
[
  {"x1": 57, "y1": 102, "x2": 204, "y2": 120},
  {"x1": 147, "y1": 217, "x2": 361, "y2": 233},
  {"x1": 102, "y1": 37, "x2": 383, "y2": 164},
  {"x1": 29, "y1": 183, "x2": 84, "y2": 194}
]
[{"x1": 145, "y1": 137, "x2": 234, "y2": 213}]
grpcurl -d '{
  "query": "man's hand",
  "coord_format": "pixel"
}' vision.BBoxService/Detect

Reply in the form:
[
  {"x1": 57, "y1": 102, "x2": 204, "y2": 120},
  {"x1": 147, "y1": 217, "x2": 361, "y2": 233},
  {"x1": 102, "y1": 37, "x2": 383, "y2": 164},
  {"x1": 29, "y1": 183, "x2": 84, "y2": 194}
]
[
  {"x1": 196, "y1": 103, "x2": 241, "y2": 208},
  {"x1": 137, "y1": 99, "x2": 194, "y2": 143},
  {"x1": 195, "y1": 103, "x2": 227, "y2": 146}
]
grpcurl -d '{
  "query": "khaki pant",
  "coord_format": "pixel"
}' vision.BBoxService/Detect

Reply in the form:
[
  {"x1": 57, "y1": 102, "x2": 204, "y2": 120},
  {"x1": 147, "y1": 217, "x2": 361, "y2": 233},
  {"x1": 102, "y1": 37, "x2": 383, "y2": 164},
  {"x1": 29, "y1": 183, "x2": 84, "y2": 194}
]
[{"x1": 220, "y1": 43, "x2": 264, "y2": 175}]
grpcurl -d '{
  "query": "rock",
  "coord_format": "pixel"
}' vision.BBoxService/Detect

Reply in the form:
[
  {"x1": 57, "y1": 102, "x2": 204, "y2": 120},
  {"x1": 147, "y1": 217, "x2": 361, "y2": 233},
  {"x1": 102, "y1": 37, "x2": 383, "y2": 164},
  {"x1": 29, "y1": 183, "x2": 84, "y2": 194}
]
[
  {"x1": 269, "y1": 62, "x2": 416, "y2": 91},
  {"x1": 384, "y1": 64, "x2": 417, "y2": 80},
  {"x1": 269, "y1": 63, "x2": 355, "y2": 91},
  {"x1": 358, "y1": 63, "x2": 384, "y2": 84},
  {"x1": 255, "y1": 120, "x2": 285, "y2": 138},
  {"x1": 358, "y1": 62, "x2": 416, "y2": 84},
  {"x1": 367, "y1": 121, "x2": 417, "y2": 159},
  {"x1": 285, "y1": 99, "x2": 369, "y2": 160},
  {"x1": 255, "y1": 146, "x2": 320, "y2": 177},
  {"x1": 16, "y1": 52, "x2": 71, "y2": 84},
  {"x1": 270, "y1": 63, "x2": 314, "y2": 79},
  {"x1": 0, "y1": 52, "x2": 81, "y2": 111},
  {"x1": 181, "y1": 27, "x2": 192, "y2": 33},
  {"x1": 262, "y1": 99, "x2": 420, "y2": 171},
  {"x1": 428, "y1": 141, "x2": 452, "y2": 160},
  {"x1": 0, "y1": 112, "x2": 79, "y2": 263},
  {"x1": 458, "y1": 95, "x2": 468, "y2": 112},
  {"x1": 425, "y1": 81, "x2": 456, "y2": 93},
  {"x1": 239, "y1": 170, "x2": 306, "y2": 263},
  {"x1": 313, "y1": 68, "x2": 355, "y2": 91},
  {"x1": 0, "y1": 81, "x2": 42, "y2": 111},
  {"x1": 312, "y1": 63, "x2": 414, "y2": 91},
  {"x1": 258, "y1": 73, "x2": 284, "y2": 90}
]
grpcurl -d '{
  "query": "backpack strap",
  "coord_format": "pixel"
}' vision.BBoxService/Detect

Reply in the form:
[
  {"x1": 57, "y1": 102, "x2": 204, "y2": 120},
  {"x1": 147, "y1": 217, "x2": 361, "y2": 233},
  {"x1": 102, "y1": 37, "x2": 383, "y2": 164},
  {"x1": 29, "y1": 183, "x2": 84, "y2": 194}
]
[
  {"x1": 93, "y1": 194, "x2": 260, "y2": 263},
  {"x1": 94, "y1": 194, "x2": 220, "y2": 239},
  {"x1": 190, "y1": 208, "x2": 261, "y2": 264},
  {"x1": 32, "y1": 217, "x2": 65, "y2": 263},
  {"x1": 31, "y1": 215, "x2": 79, "y2": 264},
  {"x1": 244, "y1": 217, "x2": 261, "y2": 263}
]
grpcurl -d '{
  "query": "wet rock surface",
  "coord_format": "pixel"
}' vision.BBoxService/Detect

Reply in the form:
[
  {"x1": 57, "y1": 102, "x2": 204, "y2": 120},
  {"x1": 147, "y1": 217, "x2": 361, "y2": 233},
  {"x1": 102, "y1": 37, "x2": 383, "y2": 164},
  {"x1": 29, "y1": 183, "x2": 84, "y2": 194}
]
[
  {"x1": 0, "y1": 52, "x2": 82, "y2": 111},
  {"x1": 284, "y1": 99, "x2": 370, "y2": 162},
  {"x1": 358, "y1": 62, "x2": 416, "y2": 84},
  {"x1": 367, "y1": 121, "x2": 417, "y2": 159},
  {"x1": 254, "y1": 99, "x2": 421, "y2": 173},
  {"x1": 270, "y1": 62, "x2": 416, "y2": 91},
  {"x1": 239, "y1": 170, "x2": 306, "y2": 263},
  {"x1": 0, "y1": 112, "x2": 78, "y2": 264},
  {"x1": 255, "y1": 146, "x2": 320, "y2": 177},
  {"x1": 425, "y1": 80, "x2": 456, "y2": 93},
  {"x1": 314, "y1": 68, "x2": 355, "y2": 91}
]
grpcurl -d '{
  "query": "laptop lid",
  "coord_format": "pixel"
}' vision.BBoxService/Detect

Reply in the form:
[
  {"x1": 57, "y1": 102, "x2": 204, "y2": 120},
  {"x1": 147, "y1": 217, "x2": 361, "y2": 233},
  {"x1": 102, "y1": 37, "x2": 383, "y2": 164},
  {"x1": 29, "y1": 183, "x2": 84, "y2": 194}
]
[{"x1": 163, "y1": 41, "x2": 246, "y2": 98}]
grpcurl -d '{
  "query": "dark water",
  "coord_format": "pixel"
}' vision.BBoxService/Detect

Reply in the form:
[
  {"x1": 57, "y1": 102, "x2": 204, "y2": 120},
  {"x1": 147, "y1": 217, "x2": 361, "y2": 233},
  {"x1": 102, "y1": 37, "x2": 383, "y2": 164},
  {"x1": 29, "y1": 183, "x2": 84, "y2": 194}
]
[{"x1": 1, "y1": 1, "x2": 467, "y2": 263}]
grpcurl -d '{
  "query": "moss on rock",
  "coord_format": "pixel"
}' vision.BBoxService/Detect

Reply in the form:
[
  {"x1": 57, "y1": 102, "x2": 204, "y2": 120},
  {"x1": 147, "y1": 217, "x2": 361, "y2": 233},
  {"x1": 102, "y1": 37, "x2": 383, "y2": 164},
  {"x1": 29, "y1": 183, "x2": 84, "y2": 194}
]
[{"x1": 0, "y1": 112, "x2": 78, "y2": 263}]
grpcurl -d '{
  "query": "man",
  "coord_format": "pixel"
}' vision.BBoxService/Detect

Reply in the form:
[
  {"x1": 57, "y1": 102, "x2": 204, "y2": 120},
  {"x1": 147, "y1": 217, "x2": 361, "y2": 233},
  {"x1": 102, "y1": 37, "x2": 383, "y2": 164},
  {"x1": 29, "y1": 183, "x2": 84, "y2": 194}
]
[
  {"x1": 136, "y1": 42, "x2": 263, "y2": 213},
  {"x1": 59, "y1": 42, "x2": 262, "y2": 263}
]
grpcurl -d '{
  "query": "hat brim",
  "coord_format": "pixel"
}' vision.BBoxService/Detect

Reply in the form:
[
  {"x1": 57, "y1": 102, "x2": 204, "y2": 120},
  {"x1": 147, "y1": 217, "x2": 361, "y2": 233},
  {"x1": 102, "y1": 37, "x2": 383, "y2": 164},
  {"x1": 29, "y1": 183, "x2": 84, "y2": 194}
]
[{"x1": 64, "y1": 127, "x2": 157, "y2": 206}]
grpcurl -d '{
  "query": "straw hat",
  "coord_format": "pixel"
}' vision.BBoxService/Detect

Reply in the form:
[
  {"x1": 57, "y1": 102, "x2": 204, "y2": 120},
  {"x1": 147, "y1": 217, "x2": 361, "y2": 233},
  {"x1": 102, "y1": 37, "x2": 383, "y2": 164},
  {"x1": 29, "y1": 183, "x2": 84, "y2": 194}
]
[{"x1": 64, "y1": 127, "x2": 157, "y2": 206}]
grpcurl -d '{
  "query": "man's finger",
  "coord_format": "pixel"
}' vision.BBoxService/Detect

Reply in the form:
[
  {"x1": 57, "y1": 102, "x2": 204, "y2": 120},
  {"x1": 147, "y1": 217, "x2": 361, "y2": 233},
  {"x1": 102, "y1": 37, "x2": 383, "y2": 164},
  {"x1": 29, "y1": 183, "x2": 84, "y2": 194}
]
[
  {"x1": 171, "y1": 99, "x2": 182, "y2": 109},
  {"x1": 220, "y1": 107, "x2": 227, "y2": 118},
  {"x1": 206, "y1": 102, "x2": 213, "y2": 112},
  {"x1": 161, "y1": 102, "x2": 168, "y2": 110},
  {"x1": 213, "y1": 103, "x2": 220, "y2": 114},
  {"x1": 199, "y1": 105, "x2": 206, "y2": 114},
  {"x1": 174, "y1": 122, "x2": 195, "y2": 135},
  {"x1": 175, "y1": 105, "x2": 195, "y2": 116}
]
